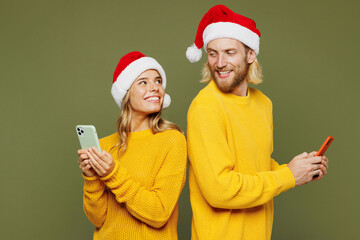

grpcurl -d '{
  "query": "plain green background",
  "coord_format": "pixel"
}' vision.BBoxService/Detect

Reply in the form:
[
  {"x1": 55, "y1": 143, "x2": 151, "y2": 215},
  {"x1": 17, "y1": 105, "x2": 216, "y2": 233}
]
[{"x1": 1, "y1": 0, "x2": 359, "y2": 239}]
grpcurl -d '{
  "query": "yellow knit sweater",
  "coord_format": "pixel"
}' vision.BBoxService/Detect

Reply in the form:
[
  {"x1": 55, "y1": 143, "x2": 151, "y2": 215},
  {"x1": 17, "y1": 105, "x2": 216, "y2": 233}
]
[
  {"x1": 187, "y1": 81, "x2": 295, "y2": 240},
  {"x1": 82, "y1": 129, "x2": 187, "y2": 240}
]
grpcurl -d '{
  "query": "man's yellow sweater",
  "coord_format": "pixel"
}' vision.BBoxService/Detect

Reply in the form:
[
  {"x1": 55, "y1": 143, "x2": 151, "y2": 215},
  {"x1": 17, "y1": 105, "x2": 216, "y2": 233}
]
[
  {"x1": 187, "y1": 81, "x2": 296, "y2": 240},
  {"x1": 82, "y1": 129, "x2": 187, "y2": 240}
]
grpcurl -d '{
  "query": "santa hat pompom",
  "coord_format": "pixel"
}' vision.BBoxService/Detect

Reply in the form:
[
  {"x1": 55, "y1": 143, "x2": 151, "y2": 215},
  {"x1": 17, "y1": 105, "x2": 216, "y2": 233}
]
[
  {"x1": 186, "y1": 43, "x2": 202, "y2": 63},
  {"x1": 163, "y1": 93, "x2": 171, "y2": 108}
]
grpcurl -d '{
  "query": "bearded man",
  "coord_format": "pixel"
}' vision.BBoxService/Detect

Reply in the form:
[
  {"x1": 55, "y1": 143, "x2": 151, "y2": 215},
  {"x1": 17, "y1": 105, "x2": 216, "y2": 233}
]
[{"x1": 186, "y1": 5, "x2": 329, "y2": 240}]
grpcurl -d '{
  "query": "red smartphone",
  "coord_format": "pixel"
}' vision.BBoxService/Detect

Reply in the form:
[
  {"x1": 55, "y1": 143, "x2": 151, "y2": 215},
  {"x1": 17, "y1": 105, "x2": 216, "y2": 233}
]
[
  {"x1": 315, "y1": 136, "x2": 334, "y2": 156},
  {"x1": 313, "y1": 136, "x2": 334, "y2": 178}
]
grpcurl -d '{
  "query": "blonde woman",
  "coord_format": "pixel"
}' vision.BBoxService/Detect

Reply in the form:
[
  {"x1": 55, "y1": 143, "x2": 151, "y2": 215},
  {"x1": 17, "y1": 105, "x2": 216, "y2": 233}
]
[{"x1": 77, "y1": 51, "x2": 187, "y2": 239}]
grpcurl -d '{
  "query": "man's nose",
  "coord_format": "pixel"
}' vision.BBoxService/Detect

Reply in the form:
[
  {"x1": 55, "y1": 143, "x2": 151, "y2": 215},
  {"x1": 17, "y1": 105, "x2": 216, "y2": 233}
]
[{"x1": 216, "y1": 54, "x2": 227, "y2": 68}]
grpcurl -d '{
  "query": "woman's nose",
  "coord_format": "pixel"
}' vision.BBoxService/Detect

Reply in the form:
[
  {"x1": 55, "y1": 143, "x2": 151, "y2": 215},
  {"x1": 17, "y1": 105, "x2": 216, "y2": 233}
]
[{"x1": 149, "y1": 82, "x2": 159, "y2": 92}]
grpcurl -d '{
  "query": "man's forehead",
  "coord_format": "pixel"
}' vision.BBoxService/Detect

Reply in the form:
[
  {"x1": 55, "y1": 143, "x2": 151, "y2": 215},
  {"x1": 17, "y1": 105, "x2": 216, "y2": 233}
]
[{"x1": 207, "y1": 38, "x2": 244, "y2": 51}]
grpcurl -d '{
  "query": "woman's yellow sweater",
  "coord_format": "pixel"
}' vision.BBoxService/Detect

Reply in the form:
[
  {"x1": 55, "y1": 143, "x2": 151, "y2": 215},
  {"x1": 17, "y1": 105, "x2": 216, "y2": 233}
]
[
  {"x1": 187, "y1": 81, "x2": 296, "y2": 240},
  {"x1": 82, "y1": 129, "x2": 187, "y2": 240}
]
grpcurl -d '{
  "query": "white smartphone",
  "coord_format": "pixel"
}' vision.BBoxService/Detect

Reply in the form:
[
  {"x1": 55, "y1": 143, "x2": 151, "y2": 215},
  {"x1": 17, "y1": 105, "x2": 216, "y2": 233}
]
[{"x1": 76, "y1": 125, "x2": 101, "y2": 151}]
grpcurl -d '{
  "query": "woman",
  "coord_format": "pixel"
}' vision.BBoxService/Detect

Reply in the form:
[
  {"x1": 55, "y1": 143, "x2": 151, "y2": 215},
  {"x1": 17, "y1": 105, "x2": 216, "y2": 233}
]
[{"x1": 77, "y1": 51, "x2": 187, "y2": 239}]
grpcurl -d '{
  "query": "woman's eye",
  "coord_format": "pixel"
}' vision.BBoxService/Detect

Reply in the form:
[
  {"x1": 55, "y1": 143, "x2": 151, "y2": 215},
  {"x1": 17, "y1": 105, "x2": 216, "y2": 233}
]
[
  {"x1": 156, "y1": 79, "x2": 162, "y2": 84},
  {"x1": 139, "y1": 81, "x2": 146, "y2": 85}
]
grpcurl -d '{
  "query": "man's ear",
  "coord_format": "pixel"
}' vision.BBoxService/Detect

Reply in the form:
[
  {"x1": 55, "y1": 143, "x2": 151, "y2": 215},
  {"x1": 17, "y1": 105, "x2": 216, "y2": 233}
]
[{"x1": 247, "y1": 49, "x2": 256, "y2": 64}]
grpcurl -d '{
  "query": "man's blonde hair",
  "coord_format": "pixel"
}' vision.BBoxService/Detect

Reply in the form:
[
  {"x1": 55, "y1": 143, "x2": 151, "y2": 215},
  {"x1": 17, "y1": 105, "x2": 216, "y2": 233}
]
[{"x1": 201, "y1": 46, "x2": 263, "y2": 85}]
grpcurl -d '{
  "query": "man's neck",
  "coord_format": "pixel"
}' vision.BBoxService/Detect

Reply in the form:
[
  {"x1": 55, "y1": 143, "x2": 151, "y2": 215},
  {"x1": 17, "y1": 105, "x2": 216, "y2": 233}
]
[{"x1": 230, "y1": 80, "x2": 248, "y2": 96}]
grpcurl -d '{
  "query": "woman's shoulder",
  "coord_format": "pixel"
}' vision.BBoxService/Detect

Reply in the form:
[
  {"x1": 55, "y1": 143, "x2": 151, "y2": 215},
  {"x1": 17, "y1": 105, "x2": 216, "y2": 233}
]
[
  {"x1": 99, "y1": 132, "x2": 119, "y2": 150},
  {"x1": 155, "y1": 129, "x2": 186, "y2": 144}
]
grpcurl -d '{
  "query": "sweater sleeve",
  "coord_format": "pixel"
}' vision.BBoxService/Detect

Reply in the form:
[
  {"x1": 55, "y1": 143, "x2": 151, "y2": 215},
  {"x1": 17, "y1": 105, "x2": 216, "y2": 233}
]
[
  {"x1": 271, "y1": 159, "x2": 288, "y2": 171},
  {"x1": 187, "y1": 105, "x2": 295, "y2": 210},
  {"x1": 82, "y1": 175, "x2": 108, "y2": 228},
  {"x1": 100, "y1": 133, "x2": 187, "y2": 228}
]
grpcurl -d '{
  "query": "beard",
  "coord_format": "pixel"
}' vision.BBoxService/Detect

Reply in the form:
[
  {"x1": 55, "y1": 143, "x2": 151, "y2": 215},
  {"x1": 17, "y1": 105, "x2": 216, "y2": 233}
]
[{"x1": 210, "y1": 61, "x2": 249, "y2": 93}]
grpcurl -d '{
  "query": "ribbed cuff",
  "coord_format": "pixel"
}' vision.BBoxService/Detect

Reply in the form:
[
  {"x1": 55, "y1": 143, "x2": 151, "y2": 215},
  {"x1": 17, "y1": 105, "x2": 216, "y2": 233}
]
[
  {"x1": 82, "y1": 173, "x2": 98, "y2": 181},
  {"x1": 100, "y1": 162, "x2": 119, "y2": 181},
  {"x1": 275, "y1": 167, "x2": 296, "y2": 193},
  {"x1": 83, "y1": 174, "x2": 104, "y2": 192}
]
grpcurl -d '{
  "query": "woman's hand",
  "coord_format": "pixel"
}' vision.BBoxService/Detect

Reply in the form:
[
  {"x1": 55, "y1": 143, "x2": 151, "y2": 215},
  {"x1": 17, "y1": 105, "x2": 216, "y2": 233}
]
[
  {"x1": 86, "y1": 147, "x2": 115, "y2": 178},
  {"x1": 77, "y1": 149, "x2": 96, "y2": 177}
]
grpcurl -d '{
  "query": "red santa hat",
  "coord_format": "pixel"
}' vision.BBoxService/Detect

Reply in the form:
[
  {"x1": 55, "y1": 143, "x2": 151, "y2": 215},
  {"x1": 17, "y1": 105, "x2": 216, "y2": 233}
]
[
  {"x1": 186, "y1": 5, "x2": 261, "y2": 63},
  {"x1": 111, "y1": 51, "x2": 171, "y2": 109}
]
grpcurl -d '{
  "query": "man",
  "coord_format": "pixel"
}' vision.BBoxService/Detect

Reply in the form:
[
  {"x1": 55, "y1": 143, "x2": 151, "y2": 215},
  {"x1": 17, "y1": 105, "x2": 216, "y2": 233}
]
[{"x1": 186, "y1": 5, "x2": 329, "y2": 240}]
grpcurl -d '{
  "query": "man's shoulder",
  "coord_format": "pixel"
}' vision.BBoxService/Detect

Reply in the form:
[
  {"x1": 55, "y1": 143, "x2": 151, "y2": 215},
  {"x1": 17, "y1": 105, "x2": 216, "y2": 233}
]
[
  {"x1": 189, "y1": 82, "x2": 222, "y2": 110},
  {"x1": 249, "y1": 87, "x2": 272, "y2": 105}
]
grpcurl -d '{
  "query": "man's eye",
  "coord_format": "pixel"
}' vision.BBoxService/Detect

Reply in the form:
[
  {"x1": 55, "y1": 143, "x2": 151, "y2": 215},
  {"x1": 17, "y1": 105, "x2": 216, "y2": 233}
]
[
  {"x1": 209, "y1": 52, "x2": 216, "y2": 57},
  {"x1": 227, "y1": 51, "x2": 235, "y2": 55}
]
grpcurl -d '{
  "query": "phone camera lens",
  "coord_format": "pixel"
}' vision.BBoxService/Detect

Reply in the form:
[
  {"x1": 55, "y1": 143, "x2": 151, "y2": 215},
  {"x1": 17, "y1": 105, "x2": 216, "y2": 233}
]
[
  {"x1": 77, "y1": 128, "x2": 80, "y2": 131},
  {"x1": 81, "y1": 130, "x2": 84, "y2": 133}
]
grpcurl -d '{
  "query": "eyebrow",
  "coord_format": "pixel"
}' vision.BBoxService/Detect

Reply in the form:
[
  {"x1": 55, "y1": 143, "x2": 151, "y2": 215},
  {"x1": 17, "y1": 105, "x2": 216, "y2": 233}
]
[
  {"x1": 136, "y1": 77, "x2": 148, "y2": 81},
  {"x1": 207, "y1": 48, "x2": 237, "y2": 52},
  {"x1": 136, "y1": 76, "x2": 162, "y2": 82}
]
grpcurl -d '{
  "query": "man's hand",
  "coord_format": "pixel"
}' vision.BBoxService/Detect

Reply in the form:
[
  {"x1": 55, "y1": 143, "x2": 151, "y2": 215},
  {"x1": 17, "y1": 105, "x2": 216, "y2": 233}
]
[
  {"x1": 309, "y1": 151, "x2": 329, "y2": 180},
  {"x1": 287, "y1": 152, "x2": 329, "y2": 186}
]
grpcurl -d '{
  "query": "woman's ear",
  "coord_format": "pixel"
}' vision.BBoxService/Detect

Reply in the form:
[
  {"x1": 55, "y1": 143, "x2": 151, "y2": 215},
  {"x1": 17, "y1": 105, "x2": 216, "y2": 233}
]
[{"x1": 247, "y1": 49, "x2": 256, "y2": 64}]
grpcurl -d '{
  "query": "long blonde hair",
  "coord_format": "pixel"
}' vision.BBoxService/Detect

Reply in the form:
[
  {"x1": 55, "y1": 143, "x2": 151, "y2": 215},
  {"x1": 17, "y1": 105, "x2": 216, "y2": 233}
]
[
  {"x1": 201, "y1": 46, "x2": 263, "y2": 85},
  {"x1": 112, "y1": 91, "x2": 182, "y2": 154}
]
